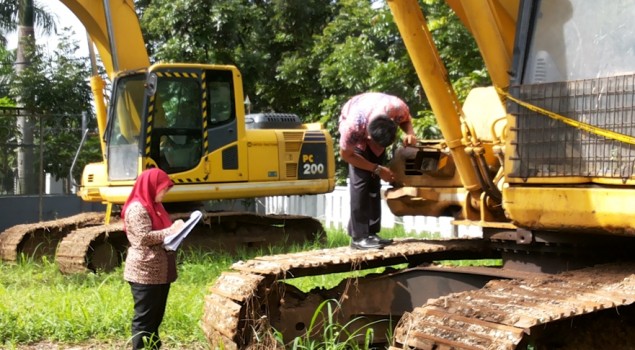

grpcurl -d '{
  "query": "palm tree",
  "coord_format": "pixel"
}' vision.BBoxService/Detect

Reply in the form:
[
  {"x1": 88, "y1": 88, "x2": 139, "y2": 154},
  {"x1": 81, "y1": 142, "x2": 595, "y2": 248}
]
[
  {"x1": 0, "y1": 0, "x2": 55, "y2": 46},
  {"x1": 0, "y1": 0, "x2": 56, "y2": 194}
]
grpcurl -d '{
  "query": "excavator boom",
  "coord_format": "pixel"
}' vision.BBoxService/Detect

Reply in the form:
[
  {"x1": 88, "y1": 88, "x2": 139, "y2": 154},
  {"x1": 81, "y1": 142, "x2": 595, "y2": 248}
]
[{"x1": 59, "y1": 0, "x2": 149, "y2": 79}]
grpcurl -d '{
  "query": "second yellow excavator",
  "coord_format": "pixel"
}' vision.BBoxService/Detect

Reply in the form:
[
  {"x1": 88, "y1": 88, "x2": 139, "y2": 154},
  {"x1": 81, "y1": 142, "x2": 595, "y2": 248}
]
[{"x1": 0, "y1": 0, "x2": 335, "y2": 273}]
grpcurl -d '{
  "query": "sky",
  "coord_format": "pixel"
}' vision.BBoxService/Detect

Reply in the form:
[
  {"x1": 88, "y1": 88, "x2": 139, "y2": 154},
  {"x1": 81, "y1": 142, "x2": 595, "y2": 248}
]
[{"x1": 7, "y1": 0, "x2": 89, "y2": 57}]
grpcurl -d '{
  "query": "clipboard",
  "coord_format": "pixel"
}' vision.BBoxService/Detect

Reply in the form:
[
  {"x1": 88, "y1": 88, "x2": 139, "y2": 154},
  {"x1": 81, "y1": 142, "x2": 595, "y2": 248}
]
[{"x1": 163, "y1": 210, "x2": 203, "y2": 251}]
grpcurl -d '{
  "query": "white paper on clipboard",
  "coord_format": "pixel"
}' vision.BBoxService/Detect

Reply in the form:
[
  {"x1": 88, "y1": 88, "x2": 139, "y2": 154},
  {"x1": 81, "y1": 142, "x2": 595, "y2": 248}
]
[{"x1": 163, "y1": 210, "x2": 203, "y2": 251}]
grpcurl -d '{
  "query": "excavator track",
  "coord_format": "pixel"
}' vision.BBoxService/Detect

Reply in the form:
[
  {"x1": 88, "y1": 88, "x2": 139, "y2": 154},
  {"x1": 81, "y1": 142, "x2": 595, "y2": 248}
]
[
  {"x1": 202, "y1": 240, "x2": 635, "y2": 350},
  {"x1": 182, "y1": 212, "x2": 325, "y2": 251},
  {"x1": 391, "y1": 262, "x2": 635, "y2": 350},
  {"x1": 56, "y1": 221, "x2": 127, "y2": 274},
  {"x1": 52, "y1": 211, "x2": 325, "y2": 274},
  {"x1": 0, "y1": 212, "x2": 104, "y2": 262},
  {"x1": 201, "y1": 238, "x2": 494, "y2": 349}
]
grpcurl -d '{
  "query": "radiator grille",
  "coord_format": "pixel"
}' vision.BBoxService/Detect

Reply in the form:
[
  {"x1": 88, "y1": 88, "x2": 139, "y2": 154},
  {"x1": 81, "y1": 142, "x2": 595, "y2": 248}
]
[
  {"x1": 509, "y1": 74, "x2": 635, "y2": 180},
  {"x1": 283, "y1": 131, "x2": 303, "y2": 152},
  {"x1": 286, "y1": 163, "x2": 298, "y2": 178}
]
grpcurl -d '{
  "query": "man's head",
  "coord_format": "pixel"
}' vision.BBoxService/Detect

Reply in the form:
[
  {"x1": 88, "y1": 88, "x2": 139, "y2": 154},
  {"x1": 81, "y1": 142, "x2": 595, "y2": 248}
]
[{"x1": 368, "y1": 115, "x2": 397, "y2": 147}]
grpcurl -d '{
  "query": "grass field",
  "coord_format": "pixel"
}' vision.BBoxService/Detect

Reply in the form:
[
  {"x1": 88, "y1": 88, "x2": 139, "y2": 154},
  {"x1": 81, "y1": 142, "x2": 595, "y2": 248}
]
[
  {"x1": 1, "y1": 227, "x2": 425, "y2": 349},
  {"x1": 0, "y1": 251, "x2": 224, "y2": 349}
]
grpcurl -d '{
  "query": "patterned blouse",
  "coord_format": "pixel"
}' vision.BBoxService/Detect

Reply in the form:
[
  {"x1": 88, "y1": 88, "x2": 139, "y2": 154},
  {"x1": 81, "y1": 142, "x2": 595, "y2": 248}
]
[
  {"x1": 338, "y1": 92, "x2": 412, "y2": 153},
  {"x1": 123, "y1": 201, "x2": 177, "y2": 285}
]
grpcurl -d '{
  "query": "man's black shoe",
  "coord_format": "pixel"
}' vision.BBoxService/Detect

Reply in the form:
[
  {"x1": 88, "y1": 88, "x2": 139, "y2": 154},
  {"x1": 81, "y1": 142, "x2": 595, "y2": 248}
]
[
  {"x1": 369, "y1": 234, "x2": 393, "y2": 246},
  {"x1": 350, "y1": 237, "x2": 384, "y2": 250}
]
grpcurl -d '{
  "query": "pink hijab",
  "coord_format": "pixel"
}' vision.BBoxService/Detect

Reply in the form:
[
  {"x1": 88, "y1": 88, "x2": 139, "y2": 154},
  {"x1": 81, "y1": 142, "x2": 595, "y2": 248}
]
[{"x1": 122, "y1": 168, "x2": 173, "y2": 230}]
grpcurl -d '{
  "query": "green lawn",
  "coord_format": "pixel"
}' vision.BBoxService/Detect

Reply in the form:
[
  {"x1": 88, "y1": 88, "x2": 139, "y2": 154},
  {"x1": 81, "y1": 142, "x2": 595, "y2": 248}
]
[
  {"x1": 0, "y1": 254, "x2": 219, "y2": 349},
  {"x1": 0, "y1": 226, "x2": 451, "y2": 349}
]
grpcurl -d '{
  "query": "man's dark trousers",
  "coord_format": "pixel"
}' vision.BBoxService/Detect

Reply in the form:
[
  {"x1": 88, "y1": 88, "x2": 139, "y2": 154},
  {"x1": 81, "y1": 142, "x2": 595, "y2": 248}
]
[{"x1": 348, "y1": 147, "x2": 386, "y2": 240}]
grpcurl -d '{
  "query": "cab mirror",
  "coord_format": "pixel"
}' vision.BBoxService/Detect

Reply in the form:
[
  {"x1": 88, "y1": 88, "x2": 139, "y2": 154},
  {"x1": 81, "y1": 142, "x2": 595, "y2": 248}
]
[{"x1": 145, "y1": 73, "x2": 158, "y2": 96}]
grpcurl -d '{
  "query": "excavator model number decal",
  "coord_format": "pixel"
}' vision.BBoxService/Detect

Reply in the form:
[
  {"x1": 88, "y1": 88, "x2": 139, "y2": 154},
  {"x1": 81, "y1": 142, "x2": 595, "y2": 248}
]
[
  {"x1": 302, "y1": 154, "x2": 325, "y2": 175},
  {"x1": 299, "y1": 144, "x2": 327, "y2": 179}
]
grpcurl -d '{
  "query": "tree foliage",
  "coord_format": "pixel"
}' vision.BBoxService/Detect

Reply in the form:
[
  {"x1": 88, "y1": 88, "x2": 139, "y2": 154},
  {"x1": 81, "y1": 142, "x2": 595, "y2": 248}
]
[
  {"x1": 0, "y1": 0, "x2": 56, "y2": 45},
  {"x1": 137, "y1": 0, "x2": 486, "y2": 128},
  {"x1": 0, "y1": 43, "x2": 12, "y2": 95},
  {"x1": 138, "y1": 0, "x2": 335, "y2": 117},
  {"x1": 7, "y1": 29, "x2": 100, "y2": 184}
]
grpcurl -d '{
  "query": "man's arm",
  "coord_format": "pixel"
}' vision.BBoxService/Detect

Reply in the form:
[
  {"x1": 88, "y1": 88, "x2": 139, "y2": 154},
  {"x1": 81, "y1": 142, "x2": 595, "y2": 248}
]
[
  {"x1": 400, "y1": 120, "x2": 417, "y2": 146},
  {"x1": 340, "y1": 147, "x2": 395, "y2": 182},
  {"x1": 339, "y1": 147, "x2": 376, "y2": 172}
]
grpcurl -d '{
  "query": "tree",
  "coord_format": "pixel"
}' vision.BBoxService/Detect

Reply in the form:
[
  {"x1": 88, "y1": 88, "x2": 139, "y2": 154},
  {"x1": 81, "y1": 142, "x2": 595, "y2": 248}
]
[
  {"x1": 138, "y1": 0, "x2": 335, "y2": 116},
  {"x1": 0, "y1": 0, "x2": 55, "y2": 46},
  {"x1": 0, "y1": 42, "x2": 13, "y2": 95},
  {"x1": 0, "y1": 45, "x2": 16, "y2": 193},
  {"x1": 248, "y1": 0, "x2": 335, "y2": 116},
  {"x1": 7, "y1": 27, "x2": 97, "y2": 192},
  {"x1": 0, "y1": 0, "x2": 56, "y2": 194}
]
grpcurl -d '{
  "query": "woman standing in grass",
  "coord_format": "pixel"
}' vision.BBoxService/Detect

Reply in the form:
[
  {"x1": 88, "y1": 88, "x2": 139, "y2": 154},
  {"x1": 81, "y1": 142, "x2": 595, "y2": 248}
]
[{"x1": 122, "y1": 168, "x2": 184, "y2": 349}]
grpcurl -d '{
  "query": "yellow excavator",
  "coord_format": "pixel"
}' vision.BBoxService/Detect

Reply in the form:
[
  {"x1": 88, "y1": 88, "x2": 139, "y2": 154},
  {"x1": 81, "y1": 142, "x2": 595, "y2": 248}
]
[
  {"x1": 0, "y1": 0, "x2": 335, "y2": 273},
  {"x1": 203, "y1": 0, "x2": 635, "y2": 349}
]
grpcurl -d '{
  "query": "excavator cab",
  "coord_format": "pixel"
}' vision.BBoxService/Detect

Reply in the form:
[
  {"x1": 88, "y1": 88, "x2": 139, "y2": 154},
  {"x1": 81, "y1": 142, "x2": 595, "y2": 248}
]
[{"x1": 104, "y1": 65, "x2": 237, "y2": 179}]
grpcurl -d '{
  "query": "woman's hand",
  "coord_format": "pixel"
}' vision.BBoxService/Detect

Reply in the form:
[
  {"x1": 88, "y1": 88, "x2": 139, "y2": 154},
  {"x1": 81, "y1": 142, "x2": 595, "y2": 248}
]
[{"x1": 170, "y1": 219, "x2": 185, "y2": 233}]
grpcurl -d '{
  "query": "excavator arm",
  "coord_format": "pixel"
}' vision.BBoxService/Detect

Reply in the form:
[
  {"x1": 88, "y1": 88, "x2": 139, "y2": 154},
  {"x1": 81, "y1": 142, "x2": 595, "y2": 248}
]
[
  {"x1": 444, "y1": 0, "x2": 516, "y2": 88},
  {"x1": 58, "y1": 0, "x2": 149, "y2": 79},
  {"x1": 385, "y1": 0, "x2": 517, "y2": 222}
]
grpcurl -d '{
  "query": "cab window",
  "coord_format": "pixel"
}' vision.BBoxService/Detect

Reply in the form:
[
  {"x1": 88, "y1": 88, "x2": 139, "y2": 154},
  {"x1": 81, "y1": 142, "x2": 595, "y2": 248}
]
[
  {"x1": 151, "y1": 77, "x2": 203, "y2": 174},
  {"x1": 207, "y1": 70, "x2": 235, "y2": 126}
]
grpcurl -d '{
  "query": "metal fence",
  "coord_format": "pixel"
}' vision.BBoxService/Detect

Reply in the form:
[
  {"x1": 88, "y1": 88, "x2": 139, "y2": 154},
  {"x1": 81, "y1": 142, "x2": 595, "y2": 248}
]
[
  {"x1": 0, "y1": 107, "x2": 91, "y2": 196},
  {"x1": 510, "y1": 73, "x2": 635, "y2": 180}
]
